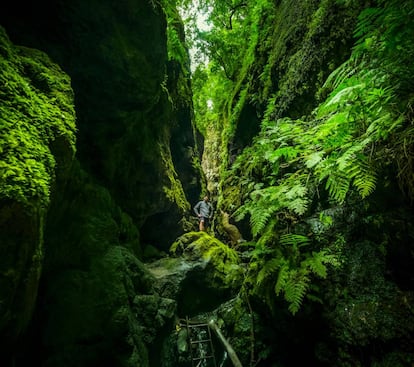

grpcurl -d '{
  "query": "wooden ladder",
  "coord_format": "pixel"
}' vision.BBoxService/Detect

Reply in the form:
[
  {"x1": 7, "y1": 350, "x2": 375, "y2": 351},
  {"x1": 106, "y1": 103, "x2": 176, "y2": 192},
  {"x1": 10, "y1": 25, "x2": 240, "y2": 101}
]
[{"x1": 181, "y1": 317, "x2": 218, "y2": 367}]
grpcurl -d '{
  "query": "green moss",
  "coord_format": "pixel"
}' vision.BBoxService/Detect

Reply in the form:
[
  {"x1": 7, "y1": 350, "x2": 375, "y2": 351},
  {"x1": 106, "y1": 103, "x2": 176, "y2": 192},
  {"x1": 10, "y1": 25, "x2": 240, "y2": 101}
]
[
  {"x1": 162, "y1": 0, "x2": 188, "y2": 67},
  {"x1": 0, "y1": 26, "x2": 76, "y2": 342},
  {"x1": 160, "y1": 142, "x2": 190, "y2": 213},
  {"x1": 170, "y1": 231, "x2": 242, "y2": 287},
  {"x1": 0, "y1": 26, "x2": 76, "y2": 209}
]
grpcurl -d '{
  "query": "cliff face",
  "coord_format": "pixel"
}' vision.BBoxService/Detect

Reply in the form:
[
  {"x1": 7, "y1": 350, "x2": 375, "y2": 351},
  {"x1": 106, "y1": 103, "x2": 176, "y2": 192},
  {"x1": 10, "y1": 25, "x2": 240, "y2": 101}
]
[
  {"x1": 0, "y1": 0, "x2": 201, "y2": 365},
  {"x1": 223, "y1": 0, "x2": 362, "y2": 163},
  {"x1": 0, "y1": 26, "x2": 76, "y2": 347},
  {"x1": 1, "y1": 0, "x2": 201, "y2": 248}
]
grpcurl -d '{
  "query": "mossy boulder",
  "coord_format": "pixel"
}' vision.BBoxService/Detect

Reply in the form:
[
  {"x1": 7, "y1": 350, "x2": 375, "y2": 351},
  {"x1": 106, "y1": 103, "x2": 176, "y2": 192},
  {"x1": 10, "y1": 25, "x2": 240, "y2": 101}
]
[
  {"x1": 167, "y1": 231, "x2": 244, "y2": 316},
  {"x1": 322, "y1": 236, "x2": 414, "y2": 365},
  {"x1": 146, "y1": 232, "x2": 243, "y2": 319},
  {"x1": 21, "y1": 163, "x2": 179, "y2": 367}
]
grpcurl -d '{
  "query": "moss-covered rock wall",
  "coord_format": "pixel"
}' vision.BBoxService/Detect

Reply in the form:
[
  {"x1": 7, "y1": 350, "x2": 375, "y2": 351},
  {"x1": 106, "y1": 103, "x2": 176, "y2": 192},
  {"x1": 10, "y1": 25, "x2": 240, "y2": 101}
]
[
  {"x1": 223, "y1": 0, "x2": 365, "y2": 164},
  {"x1": 1, "y1": 0, "x2": 201, "y2": 250},
  {"x1": 0, "y1": 26, "x2": 76, "y2": 347},
  {"x1": 0, "y1": 0, "x2": 202, "y2": 365}
]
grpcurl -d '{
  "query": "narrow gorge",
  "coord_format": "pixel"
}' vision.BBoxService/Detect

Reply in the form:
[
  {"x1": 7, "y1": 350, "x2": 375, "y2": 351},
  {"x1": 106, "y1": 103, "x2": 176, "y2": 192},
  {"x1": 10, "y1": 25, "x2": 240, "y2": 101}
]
[{"x1": 1, "y1": 0, "x2": 413, "y2": 366}]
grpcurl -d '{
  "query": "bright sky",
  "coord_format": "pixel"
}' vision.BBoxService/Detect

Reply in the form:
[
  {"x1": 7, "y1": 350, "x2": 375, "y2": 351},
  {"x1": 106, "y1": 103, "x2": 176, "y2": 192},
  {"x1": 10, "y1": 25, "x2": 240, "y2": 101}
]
[
  {"x1": 196, "y1": 10, "x2": 211, "y2": 32},
  {"x1": 179, "y1": 2, "x2": 212, "y2": 72},
  {"x1": 178, "y1": 2, "x2": 215, "y2": 109}
]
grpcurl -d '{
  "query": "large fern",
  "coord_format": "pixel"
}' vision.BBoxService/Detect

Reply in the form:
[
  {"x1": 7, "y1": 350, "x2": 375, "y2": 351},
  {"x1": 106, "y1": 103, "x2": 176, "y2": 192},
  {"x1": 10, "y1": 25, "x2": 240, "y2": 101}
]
[
  {"x1": 274, "y1": 261, "x2": 290, "y2": 294},
  {"x1": 248, "y1": 233, "x2": 340, "y2": 315},
  {"x1": 235, "y1": 176, "x2": 310, "y2": 238},
  {"x1": 249, "y1": 203, "x2": 277, "y2": 237},
  {"x1": 279, "y1": 234, "x2": 310, "y2": 248},
  {"x1": 225, "y1": 0, "x2": 414, "y2": 317},
  {"x1": 233, "y1": 1, "x2": 414, "y2": 324},
  {"x1": 257, "y1": 257, "x2": 284, "y2": 286},
  {"x1": 301, "y1": 250, "x2": 340, "y2": 279},
  {"x1": 283, "y1": 269, "x2": 310, "y2": 315}
]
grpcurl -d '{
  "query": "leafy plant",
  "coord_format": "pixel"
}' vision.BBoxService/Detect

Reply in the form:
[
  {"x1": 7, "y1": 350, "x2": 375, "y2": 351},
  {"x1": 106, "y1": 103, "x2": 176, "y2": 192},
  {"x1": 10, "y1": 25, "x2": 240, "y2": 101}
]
[
  {"x1": 181, "y1": 0, "x2": 414, "y2": 319},
  {"x1": 221, "y1": 0, "x2": 414, "y2": 316},
  {"x1": 249, "y1": 233, "x2": 340, "y2": 314}
]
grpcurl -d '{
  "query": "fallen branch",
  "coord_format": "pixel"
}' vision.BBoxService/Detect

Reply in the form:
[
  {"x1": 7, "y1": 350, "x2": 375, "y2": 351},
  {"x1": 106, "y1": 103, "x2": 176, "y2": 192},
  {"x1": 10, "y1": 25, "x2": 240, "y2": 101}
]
[{"x1": 208, "y1": 320, "x2": 243, "y2": 367}]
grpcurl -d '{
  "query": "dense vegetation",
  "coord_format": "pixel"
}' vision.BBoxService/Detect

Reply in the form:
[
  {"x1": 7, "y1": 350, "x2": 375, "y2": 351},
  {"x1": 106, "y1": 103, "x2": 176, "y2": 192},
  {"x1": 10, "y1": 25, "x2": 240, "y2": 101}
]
[
  {"x1": 1, "y1": 0, "x2": 413, "y2": 365},
  {"x1": 181, "y1": 0, "x2": 414, "y2": 365},
  {"x1": 230, "y1": 0, "x2": 414, "y2": 309}
]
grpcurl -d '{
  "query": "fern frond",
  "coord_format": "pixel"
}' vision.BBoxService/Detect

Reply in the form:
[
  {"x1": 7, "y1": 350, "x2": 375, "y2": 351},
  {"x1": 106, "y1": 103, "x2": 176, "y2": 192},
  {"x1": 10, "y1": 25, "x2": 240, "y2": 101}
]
[
  {"x1": 284, "y1": 183, "x2": 309, "y2": 215},
  {"x1": 325, "y1": 170, "x2": 351, "y2": 203},
  {"x1": 323, "y1": 58, "x2": 359, "y2": 90},
  {"x1": 284, "y1": 183, "x2": 307, "y2": 199},
  {"x1": 283, "y1": 270, "x2": 310, "y2": 315},
  {"x1": 314, "y1": 112, "x2": 352, "y2": 145},
  {"x1": 233, "y1": 204, "x2": 248, "y2": 222},
  {"x1": 250, "y1": 205, "x2": 275, "y2": 237},
  {"x1": 302, "y1": 249, "x2": 340, "y2": 278},
  {"x1": 354, "y1": 7, "x2": 384, "y2": 39},
  {"x1": 336, "y1": 137, "x2": 369, "y2": 169},
  {"x1": 306, "y1": 293, "x2": 323, "y2": 304},
  {"x1": 301, "y1": 252, "x2": 328, "y2": 278},
  {"x1": 325, "y1": 83, "x2": 365, "y2": 108},
  {"x1": 263, "y1": 118, "x2": 304, "y2": 147},
  {"x1": 319, "y1": 252, "x2": 341, "y2": 268},
  {"x1": 351, "y1": 156, "x2": 377, "y2": 198},
  {"x1": 305, "y1": 151, "x2": 324, "y2": 168},
  {"x1": 255, "y1": 217, "x2": 279, "y2": 248},
  {"x1": 336, "y1": 140, "x2": 377, "y2": 199},
  {"x1": 288, "y1": 198, "x2": 308, "y2": 215},
  {"x1": 257, "y1": 258, "x2": 282, "y2": 285},
  {"x1": 274, "y1": 262, "x2": 289, "y2": 294},
  {"x1": 279, "y1": 234, "x2": 310, "y2": 248},
  {"x1": 265, "y1": 146, "x2": 300, "y2": 163}
]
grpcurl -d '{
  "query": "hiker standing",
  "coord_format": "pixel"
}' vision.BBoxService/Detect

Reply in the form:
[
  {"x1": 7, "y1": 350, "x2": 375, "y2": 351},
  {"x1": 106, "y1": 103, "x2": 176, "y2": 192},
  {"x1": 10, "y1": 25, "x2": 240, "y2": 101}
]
[{"x1": 193, "y1": 195, "x2": 213, "y2": 232}]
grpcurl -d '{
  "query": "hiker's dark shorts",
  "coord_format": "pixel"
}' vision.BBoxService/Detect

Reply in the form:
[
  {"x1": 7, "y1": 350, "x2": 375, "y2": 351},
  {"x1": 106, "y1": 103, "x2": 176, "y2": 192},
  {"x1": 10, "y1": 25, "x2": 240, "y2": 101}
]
[{"x1": 199, "y1": 216, "x2": 210, "y2": 227}]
